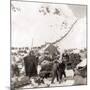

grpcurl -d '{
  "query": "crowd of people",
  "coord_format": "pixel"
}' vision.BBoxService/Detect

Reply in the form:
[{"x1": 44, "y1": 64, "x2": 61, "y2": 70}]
[{"x1": 11, "y1": 48, "x2": 87, "y2": 88}]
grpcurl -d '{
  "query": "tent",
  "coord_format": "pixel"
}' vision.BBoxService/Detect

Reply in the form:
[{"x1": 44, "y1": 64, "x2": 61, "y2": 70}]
[{"x1": 45, "y1": 44, "x2": 60, "y2": 56}]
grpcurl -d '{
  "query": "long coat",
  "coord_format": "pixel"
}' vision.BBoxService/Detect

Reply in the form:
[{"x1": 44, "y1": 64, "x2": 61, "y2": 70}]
[{"x1": 24, "y1": 54, "x2": 38, "y2": 77}]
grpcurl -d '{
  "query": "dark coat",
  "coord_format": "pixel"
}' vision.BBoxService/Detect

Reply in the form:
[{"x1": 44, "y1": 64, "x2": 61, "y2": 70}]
[{"x1": 24, "y1": 54, "x2": 38, "y2": 77}]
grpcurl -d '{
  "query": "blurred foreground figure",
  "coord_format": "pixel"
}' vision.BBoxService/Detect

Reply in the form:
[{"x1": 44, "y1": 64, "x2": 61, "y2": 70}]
[
  {"x1": 24, "y1": 50, "x2": 38, "y2": 78},
  {"x1": 73, "y1": 67, "x2": 87, "y2": 85}
]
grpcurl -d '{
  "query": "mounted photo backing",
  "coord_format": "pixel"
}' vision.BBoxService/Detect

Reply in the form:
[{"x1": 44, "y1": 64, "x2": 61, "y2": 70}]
[{"x1": 11, "y1": 0, "x2": 87, "y2": 89}]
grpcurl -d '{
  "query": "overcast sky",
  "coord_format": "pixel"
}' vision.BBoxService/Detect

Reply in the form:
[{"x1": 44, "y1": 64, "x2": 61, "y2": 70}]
[{"x1": 11, "y1": 1, "x2": 86, "y2": 49}]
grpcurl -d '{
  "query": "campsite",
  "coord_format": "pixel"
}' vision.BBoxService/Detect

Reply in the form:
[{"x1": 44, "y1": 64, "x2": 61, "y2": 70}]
[{"x1": 11, "y1": 1, "x2": 87, "y2": 89}]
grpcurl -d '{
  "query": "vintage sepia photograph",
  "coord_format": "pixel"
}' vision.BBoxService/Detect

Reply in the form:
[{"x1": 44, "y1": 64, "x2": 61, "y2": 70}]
[{"x1": 11, "y1": 0, "x2": 87, "y2": 89}]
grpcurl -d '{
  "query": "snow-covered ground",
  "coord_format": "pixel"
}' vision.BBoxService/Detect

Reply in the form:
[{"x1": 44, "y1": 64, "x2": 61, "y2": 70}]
[
  {"x1": 15, "y1": 69, "x2": 86, "y2": 90},
  {"x1": 17, "y1": 78, "x2": 74, "y2": 89}
]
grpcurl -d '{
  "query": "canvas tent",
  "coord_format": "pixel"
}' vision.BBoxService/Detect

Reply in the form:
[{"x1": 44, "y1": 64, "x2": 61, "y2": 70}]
[{"x1": 45, "y1": 44, "x2": 60, "y2": 56}]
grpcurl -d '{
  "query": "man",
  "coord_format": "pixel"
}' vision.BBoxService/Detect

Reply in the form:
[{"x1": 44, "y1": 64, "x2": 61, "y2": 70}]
[
  {"x1": 24, "y1": 50, "x2": 38, "y2": 78},
  {"x1": 58, "y1": 61, "x2": 66, "y2": 80},
  {"x1": 62, "y1": 52, "x2": 69, "y2": 62},
  {"x1": 11, "y1": 63, "x2": 20, "y2": 77}
]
